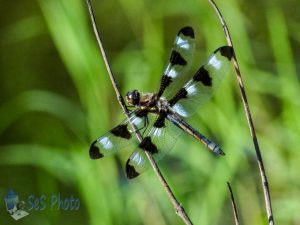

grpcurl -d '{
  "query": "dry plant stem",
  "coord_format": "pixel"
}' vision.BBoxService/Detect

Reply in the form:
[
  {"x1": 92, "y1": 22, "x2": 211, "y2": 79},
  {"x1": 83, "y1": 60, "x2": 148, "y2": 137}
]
[
  {"x1": 85, "y1": 0, "x2": 193, "y2": 224},
  {"x1": 208, "y1": 1, "x2": 274, "y2": 224},
  {"x1": 227, "y1": 182, "x2": 240, "y2": 225}
]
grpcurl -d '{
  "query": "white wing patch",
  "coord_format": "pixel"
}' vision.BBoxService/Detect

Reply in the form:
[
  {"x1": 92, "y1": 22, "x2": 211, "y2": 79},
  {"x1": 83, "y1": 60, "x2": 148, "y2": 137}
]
[
  {"x1": 186, "y1": 83, "x2": 198, "y2": 96},
  {"x1": 132, "y1": 116, "x2": 143, "y2": 126},
  {"x1": 152, "y1": 128, "x2": 163, "y2": 137},
  {"x1": 209, "y1": 55, "x2": 222, "y2": 70},
  {"x1": 99, "y1": 137, "x2": 113, "y2": 149},
  {"x1": 176, "y1": 37, "x2": 191, "y2": 49},
  {"x1": 168, "y1": 67, "x2": 178, "y2": 78},
  {"x1": 173, "y1": 103, "x2": 189, "y2": 117},
  {"x1": 131, "y1": 151, "x2": 144, "y2": 165}
]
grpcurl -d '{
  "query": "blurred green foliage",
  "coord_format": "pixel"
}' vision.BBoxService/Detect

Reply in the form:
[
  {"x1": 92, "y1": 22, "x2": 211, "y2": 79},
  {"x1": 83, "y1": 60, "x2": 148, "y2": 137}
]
[{"x1": 0, "y1": 0, "x2": 299, "y2": 224}]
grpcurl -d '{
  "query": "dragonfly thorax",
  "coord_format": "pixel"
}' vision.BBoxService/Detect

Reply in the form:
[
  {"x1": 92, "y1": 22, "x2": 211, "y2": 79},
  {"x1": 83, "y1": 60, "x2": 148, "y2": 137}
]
[{"x1": 126, "y1": 90, "x2": 169, "y2": 113}]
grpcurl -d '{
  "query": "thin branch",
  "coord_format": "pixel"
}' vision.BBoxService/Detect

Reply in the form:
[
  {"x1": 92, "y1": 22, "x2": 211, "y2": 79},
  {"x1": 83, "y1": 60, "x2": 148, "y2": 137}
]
[
  {"x1": 208, "y1": 1, "x2": 275, "y2": 224},
  {"x1": 227, "y1": 182, "x2": 240, "y2": 225},
  {"x1": 85, "y1": 0, "x2": 193, "y2": 224}
]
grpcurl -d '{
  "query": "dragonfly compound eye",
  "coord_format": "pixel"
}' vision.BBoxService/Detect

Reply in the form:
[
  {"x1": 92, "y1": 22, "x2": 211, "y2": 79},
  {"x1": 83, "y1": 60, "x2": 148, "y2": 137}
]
[{"x1": 126, "y1": 90, "x2": 140, "y2": 106}]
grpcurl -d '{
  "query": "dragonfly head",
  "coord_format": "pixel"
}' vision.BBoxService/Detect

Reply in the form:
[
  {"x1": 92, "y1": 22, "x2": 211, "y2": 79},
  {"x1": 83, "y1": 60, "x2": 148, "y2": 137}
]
[{"x1": 126, "y1": 90, "x2": 140, "y2": 106}]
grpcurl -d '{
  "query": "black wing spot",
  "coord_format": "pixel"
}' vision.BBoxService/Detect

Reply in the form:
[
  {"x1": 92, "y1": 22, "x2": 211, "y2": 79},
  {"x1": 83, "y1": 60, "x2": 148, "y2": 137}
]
[
  {"x1": 169, "y1": 88, "x2": 188, "y2": 106},
  {"x1": 170, "y1": 50, "x2": 187, "y2": 66},
  {"x1": 110, "y1": 124, "x2": 131, "y2": 139},
  {"x1": 157, "y1": 75, "x2": 173, "y2": 97},
  {"x1": 193, "y1": 66, "x2": 212, "y2": 87},
  {"x1": 135, "y1": 109, "x2": 148, "y2": 118},
  {"x1": 89, "y1": 140, "x2": 104, "y2": 159},
  {"x1": 138, "y1": 136, "x2": 158, "y2": 154},
  {"x1": 125, "y1": 159, "x2": 140, "y2": 179},
  {"x1": 161, "y1": 75, "x2": 172, "y2": 87},
  {"x1": 153, "y1": 113, "x2": 167, "y2": 128},
  {"x1": 179, "y1": 26, "x2": 195, "y2": 38},
  {"x1": 215, "y1": 46, "x2": 233, "y2": 61}
]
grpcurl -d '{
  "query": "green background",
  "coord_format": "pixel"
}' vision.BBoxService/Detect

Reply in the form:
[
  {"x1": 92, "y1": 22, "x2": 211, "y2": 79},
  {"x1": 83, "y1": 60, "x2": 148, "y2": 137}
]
[{"x1": 0, "y1": 0, "x2": 299, "y2": 224}]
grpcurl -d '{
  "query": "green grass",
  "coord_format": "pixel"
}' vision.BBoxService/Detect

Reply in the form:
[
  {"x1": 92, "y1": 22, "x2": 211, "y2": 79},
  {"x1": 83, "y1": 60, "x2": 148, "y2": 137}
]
[{"x1": 0, "y1": 0, "x2": 299, "y2": 224}]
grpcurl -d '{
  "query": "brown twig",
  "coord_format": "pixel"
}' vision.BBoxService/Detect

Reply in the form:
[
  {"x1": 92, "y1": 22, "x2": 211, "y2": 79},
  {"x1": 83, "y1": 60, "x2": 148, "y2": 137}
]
[
  {"x1": 85, "y1": 0, "x2": 193, "y2": 224},
  {"x1": 227, "y1": 182, "x2": 241, "y2": 225},
  {"x1": 208, "y1": 1, "x2": 275, "y2": 224}
]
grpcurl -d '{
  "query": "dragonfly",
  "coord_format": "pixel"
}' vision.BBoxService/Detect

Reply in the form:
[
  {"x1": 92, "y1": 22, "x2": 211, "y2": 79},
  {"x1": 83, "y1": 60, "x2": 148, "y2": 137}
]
[{"x1": 89, "y1": 26, "x2": 233, "y2": 179}]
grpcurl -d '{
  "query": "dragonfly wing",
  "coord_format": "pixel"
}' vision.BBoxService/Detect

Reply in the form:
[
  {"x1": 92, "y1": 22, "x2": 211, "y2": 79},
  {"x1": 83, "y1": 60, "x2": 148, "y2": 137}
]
[
  {"x1": 157, "y1": 26, "x2": 196, "y2": 98},
  {"x1": 125, "y1": 114, "x2": 183, "y2": 179},
  {"x1": 89, "y1": 110, "x2": 146, "y2": 159},
  {"x1": 169, "y1": 46, "x2": 233, "y2": 117}
]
